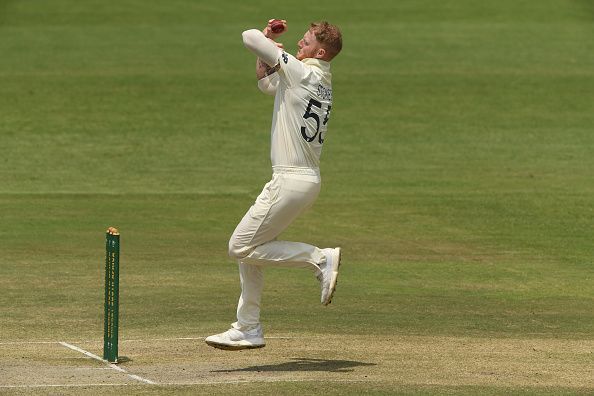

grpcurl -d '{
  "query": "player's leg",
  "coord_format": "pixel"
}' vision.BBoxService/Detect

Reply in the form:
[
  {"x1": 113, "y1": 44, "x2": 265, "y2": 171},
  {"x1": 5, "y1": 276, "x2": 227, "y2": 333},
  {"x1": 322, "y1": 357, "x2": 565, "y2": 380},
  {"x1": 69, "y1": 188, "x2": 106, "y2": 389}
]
[
  {"x1": 206, "y1": 173, "x2": 340, "y2": 350},
  {"x1": 231, "y1": 173, "x2": 341, "y2": 305},
  {"x1": 204, "y1": 262, "x2": 266, "y2": 350},
  {"x1": 237, "y1": 241, "x2": 341, "y2": 306},
  {"x1": 229, "y1": 173, "x2": 324, "y2": 268},
  {"x1": 206, "y1": 176, "x2": 281, "y2": 350},
  {"x1": 236, "y1": 261, "x2": 263, "y2": 330}
]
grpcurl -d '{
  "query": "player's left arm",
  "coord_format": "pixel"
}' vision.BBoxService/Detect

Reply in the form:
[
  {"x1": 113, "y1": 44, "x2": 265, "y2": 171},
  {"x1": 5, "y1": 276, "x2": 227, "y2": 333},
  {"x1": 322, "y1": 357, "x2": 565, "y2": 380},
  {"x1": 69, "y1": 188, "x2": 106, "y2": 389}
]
[
  {"x1": 255, "y1": 51, "x2": 280, "y2": 95},
  {"x1": 256, "y1": 58, "x2": 280, "y2": 79},
  {"x1": 257, "y1": 72, "x2": 279, "y2": 96}
]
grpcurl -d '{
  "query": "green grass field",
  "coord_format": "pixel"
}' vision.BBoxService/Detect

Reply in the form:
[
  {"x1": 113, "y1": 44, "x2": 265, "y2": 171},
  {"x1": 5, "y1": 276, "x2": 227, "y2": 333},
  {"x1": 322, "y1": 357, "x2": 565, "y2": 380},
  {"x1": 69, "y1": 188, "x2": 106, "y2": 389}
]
[{"x1": 1, "y1": 0, "x2": 593, "y2": 394}]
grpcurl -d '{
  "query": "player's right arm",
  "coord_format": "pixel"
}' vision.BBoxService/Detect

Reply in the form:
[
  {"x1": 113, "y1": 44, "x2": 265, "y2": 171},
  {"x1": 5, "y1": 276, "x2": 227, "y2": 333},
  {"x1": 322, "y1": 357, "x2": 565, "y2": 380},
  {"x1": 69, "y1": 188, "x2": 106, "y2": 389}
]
[
  {"x1": 243, "y1": 28, "x2": 284, "y2": 95},
  {"x1": 242, "y1": 29, "x2": 282, "y2": 68},
  {"x1": 254, "y1": 20, "x2": 286, "y2": 79}
]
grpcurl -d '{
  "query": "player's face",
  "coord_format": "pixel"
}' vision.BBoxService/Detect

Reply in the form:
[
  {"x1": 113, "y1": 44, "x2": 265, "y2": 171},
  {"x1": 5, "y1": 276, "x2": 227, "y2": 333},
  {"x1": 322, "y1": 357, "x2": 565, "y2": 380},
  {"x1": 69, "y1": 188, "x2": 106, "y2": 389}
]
[{"x1": 296, "y1": 30, "x2": 323, "y2": 60}]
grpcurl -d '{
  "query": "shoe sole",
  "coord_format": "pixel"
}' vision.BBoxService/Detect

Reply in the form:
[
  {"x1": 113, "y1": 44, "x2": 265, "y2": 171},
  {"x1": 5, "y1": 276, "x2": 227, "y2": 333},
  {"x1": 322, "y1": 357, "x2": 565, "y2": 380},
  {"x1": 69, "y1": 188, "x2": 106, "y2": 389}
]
[
  {"x1": 323, "y1": 247, "x2": 341, "y2": 306},
  {"x1": 205, "y1": 340, "x2": 266, "y2": 351}
]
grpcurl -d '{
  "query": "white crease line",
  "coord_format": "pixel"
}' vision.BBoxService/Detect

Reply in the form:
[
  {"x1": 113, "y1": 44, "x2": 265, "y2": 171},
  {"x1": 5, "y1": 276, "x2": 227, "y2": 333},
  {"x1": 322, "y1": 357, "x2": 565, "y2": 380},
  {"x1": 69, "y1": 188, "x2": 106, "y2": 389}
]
[{"x1": 58, "y1": 342, "x2": 157, "y2": 385}]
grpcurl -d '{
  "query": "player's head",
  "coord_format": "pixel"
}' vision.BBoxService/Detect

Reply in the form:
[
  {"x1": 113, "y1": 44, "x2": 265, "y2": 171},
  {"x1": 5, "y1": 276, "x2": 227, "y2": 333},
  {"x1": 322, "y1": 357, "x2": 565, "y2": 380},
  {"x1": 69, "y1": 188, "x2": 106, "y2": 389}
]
[{"x1": 296, "y1": 21, "x2": 342, "y2": 62}]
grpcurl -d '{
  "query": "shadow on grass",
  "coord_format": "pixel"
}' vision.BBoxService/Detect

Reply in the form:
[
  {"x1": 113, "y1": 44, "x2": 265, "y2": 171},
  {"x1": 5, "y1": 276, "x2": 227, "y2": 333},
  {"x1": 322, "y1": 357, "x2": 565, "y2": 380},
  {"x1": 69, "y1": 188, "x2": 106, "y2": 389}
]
[{"x1": 212, "y1": 357, "x2": 376, "y2": 373}]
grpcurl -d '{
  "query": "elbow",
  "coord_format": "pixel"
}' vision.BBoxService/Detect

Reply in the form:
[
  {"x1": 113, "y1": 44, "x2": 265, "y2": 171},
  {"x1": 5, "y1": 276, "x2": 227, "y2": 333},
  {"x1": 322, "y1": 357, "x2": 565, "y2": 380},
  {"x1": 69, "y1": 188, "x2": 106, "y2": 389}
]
[
  {"x1": 241, "y1": 30, "x2": 250, "y2": 45},
  {"x1": 242, "y1": 29, "x2": 260, "y2": 48}
]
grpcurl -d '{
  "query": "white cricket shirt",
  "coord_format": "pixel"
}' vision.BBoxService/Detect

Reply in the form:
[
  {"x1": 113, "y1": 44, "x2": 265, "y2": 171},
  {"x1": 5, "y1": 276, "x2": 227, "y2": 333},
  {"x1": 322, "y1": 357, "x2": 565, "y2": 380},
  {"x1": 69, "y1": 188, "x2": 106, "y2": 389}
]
[
  {"x1": 269, "y1": 53, "x2": 333, "y2": 172},
  {"x1": 242, "y1": 30, "x2": 333, "y2": 174}
]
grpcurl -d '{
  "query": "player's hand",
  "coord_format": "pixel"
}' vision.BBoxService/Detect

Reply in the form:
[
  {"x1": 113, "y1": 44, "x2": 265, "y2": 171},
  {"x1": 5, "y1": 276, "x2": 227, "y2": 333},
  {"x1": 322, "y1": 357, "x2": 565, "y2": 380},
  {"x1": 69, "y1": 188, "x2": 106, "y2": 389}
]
[{"x1": 263, "y1": 19, "x2": 287, "y2": 40}]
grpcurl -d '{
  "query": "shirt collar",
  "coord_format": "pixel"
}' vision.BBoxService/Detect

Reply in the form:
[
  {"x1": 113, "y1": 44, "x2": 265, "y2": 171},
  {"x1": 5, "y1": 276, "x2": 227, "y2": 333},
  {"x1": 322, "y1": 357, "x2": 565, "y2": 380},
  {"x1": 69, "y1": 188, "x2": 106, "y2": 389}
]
[{"x1": 302, "y1": 58, "x2": 331, "y2": 73}]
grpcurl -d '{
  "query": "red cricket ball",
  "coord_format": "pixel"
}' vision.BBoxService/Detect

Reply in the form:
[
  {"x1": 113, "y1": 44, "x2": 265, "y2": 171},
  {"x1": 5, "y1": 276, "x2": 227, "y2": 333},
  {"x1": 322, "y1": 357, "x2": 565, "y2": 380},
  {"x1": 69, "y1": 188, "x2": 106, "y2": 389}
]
[{"x1": 270, "y1": 19, "x2": 285, "y2": 33}]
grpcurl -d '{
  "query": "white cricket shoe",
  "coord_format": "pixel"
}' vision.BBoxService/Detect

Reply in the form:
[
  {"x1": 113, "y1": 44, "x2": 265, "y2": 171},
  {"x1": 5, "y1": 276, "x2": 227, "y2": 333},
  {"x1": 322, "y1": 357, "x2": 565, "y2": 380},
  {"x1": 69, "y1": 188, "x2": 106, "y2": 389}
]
[
  {"x1": 318, "y1": 247, "x2": 342, "y2": 305},
  {"x1": 205, "y1": 324, "x2": 265, "y2": 350}
]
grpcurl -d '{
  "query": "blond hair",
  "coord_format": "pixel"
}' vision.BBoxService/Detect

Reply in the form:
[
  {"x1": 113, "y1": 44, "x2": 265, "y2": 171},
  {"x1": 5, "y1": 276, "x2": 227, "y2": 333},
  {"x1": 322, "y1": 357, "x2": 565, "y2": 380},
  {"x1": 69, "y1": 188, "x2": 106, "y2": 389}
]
[{"x1": 310, "y1": 21, "x2": 342, "y2": 60}]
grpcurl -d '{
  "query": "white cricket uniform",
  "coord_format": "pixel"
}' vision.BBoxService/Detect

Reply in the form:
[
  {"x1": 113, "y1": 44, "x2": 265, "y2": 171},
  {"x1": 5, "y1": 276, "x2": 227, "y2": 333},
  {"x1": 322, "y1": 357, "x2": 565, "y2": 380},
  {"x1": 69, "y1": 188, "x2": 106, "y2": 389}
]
[{"x1": 226, "y1": 29, "x2": 335, "y2": 331}]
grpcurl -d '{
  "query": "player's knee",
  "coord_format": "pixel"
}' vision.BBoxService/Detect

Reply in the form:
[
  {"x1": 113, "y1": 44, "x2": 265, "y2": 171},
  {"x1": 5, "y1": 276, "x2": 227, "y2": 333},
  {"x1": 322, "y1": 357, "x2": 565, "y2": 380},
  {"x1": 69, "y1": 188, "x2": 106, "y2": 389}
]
[{"x1": 228, "y1": 237, "x2": 251, "y2": 260}]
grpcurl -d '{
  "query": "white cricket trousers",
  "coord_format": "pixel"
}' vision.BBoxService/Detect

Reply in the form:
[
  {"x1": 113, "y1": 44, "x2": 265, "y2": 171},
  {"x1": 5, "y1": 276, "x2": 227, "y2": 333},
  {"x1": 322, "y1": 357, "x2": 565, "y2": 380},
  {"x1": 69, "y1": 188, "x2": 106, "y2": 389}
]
[{"x1": 228, "y1": 167, "x2": 327, "y2": 330}]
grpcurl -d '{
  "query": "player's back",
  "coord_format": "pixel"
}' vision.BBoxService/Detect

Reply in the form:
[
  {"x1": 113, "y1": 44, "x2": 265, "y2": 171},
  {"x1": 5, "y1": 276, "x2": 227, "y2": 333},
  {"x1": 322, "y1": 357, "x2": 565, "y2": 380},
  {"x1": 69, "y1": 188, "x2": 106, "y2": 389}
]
[{"x1": 271, "y1": 54, "x2": 333, "y2": 172}]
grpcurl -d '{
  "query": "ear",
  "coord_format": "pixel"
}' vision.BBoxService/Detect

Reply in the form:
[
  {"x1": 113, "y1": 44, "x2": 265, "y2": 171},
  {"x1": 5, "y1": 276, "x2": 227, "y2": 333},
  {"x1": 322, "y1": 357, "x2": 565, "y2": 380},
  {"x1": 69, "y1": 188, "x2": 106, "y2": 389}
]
[{"x1": 314, "y1": 47, "x2": 326, "y2": 59}]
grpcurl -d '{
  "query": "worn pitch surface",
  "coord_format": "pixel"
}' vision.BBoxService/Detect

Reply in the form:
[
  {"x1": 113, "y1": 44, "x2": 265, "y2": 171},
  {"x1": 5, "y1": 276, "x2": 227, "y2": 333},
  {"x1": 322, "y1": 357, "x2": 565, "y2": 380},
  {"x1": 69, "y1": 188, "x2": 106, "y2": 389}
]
[{"x1": 1, "y1": 336, "x2": 592, "y2": 393}]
